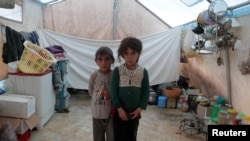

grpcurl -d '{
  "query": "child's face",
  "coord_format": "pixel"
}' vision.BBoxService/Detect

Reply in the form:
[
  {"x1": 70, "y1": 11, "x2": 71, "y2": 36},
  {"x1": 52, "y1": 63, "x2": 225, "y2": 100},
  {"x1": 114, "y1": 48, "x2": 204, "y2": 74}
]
[
  {"x1": 96, "y1": 54, "x2": 114, "y2": 73},
  {"x1": 122, "y1": 47, "x2": 140, "y2": 69}
]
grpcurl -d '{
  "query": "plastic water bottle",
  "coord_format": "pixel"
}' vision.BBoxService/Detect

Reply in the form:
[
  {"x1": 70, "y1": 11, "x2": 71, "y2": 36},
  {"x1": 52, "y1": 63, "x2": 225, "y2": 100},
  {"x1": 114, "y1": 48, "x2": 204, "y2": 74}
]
[{"x1": 157, "y1": 96, "x2": 167, "y2": 108}]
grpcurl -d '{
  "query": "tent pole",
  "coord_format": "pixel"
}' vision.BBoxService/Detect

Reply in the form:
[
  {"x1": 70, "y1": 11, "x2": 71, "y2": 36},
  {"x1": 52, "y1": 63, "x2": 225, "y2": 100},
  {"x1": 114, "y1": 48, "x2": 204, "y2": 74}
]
[
  {"x1": 42, "y1": 4, "x2": 46, "y2": 29},
  {"x1": 225, "y1": 48, "x2": 232, "y2": 105},
  {"x1": 113, "y1": 0, "x2": 119, "y2": 40}
]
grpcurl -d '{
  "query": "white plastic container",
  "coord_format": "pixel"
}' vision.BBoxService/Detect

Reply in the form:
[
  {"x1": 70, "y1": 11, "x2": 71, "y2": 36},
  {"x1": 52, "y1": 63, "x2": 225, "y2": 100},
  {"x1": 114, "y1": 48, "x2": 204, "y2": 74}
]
[{"x1": 6, "y1": 70, "x2": 55, "y2": 129}]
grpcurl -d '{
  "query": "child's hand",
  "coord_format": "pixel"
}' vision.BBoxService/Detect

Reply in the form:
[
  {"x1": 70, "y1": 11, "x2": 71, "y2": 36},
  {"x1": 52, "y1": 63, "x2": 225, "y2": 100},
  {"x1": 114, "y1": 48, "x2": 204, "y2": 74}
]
[
  {"x1": 117, "y1": 107, "x2": 129, "y2": 121},
  {"x1": 129, "y1": 108, "x2": 141, "y2": 119}
]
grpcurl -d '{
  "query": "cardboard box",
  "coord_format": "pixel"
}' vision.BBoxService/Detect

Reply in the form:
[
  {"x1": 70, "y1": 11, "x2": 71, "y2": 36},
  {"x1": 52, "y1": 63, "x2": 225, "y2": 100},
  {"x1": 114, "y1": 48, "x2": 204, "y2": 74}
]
[
  {"x1": 0, "y1": 113, "x2": 40, "y2": 134},
  {"x1": 0, "y1": 94, "x2": 35, "y2": 119},
  {"x1": 16, "y1": 113, "x2": 40, "y2": 134}
]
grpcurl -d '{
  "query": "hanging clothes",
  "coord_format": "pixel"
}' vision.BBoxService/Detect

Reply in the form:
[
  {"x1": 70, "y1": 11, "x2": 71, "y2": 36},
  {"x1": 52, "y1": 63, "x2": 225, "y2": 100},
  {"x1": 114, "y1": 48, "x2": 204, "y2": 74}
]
[
  {"x1": 20, "y1": 31, "x2": 40, "y2": 45},
  {"x1": 2, "y1": 26, "x2": 25, "y2": 64},
  {"x1": 51, "y1": 59, "x2": 69, "y2": 92},
  {"x1": 51, "y1": 59, "x2": 70, "y2": 113}
]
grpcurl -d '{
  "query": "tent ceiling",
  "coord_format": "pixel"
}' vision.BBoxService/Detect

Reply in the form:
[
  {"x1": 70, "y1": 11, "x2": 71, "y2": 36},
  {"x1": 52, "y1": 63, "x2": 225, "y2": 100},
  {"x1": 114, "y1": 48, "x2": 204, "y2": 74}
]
[
  {"x1": 35, "y1": 0, "x2": 65, "y2": 5},
  {"x1": 136, "y1": 0, "x2": 249, "y2": 27}
]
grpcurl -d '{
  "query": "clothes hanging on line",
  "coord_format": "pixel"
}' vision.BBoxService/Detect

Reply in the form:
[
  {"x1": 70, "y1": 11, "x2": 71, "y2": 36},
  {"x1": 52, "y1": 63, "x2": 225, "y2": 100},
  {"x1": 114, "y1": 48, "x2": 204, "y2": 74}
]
[
  {"x1": 2, "y1": 26, "x2": 25, "y2": 64},
  {"x1": 2, "y1": 26, "x2": 41, "y2": 64},
  {"x1": 20, "y1": 31, "x2": 40, "y2": 45}
]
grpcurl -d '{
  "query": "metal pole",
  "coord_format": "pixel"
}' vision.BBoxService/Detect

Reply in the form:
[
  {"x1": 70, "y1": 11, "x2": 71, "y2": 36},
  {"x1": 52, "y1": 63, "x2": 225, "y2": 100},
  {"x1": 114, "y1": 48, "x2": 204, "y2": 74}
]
[
  {"x1": 225, "y1": 48, "x2": 231, "y2": 104},
  {"x1": 228, "y1": 1, "x2": 250, "y2": 10},
  {"x1": 42, "y1": 4, "x2": 46, "y2": 29},
  {"x1": 113, "y1": 0, "x2": 119, "y2": 40}
]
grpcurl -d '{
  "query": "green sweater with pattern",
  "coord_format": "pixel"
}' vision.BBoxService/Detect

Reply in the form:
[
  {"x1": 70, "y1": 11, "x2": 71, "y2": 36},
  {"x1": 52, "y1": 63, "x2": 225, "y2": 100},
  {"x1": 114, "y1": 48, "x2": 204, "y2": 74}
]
[{"x1": 110, "y1": 64, "x2": 150, "y2": 110}]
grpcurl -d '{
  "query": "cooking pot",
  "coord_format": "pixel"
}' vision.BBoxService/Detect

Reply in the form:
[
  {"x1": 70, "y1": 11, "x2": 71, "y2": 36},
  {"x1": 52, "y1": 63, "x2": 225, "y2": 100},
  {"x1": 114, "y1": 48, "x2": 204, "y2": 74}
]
[
  {"x1": 215, "y1": 37, "x2": 225, "y2": 48},
  {"x1": 218, "y1": 17, "x2": 232, "y2": 30},
  {"x1": 212, "y1": 26, "x2": 227, "y2": 36},
  {"x1": 198, "y1": 10, "x2": 216, "y2": 26},
  {"x1": 212, "y1": 26, "x2": 220, "y2": 35},
  {"x1": 208, "y1": 0, "x2": 228, "y2": 21}
]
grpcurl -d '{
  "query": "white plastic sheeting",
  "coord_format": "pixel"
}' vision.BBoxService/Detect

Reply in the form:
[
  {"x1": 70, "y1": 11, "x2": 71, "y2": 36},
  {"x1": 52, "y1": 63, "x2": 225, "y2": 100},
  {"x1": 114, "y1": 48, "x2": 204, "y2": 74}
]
[{"x1": 36, "y1": 26, "x2": 181, "y2": 89}]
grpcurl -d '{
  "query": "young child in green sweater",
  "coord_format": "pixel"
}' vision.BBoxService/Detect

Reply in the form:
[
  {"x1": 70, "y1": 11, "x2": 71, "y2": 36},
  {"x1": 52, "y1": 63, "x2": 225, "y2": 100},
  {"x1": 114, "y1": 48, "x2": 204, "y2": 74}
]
[{"x1": 110, "y1": 37, "x2": 150, "y2": 141}]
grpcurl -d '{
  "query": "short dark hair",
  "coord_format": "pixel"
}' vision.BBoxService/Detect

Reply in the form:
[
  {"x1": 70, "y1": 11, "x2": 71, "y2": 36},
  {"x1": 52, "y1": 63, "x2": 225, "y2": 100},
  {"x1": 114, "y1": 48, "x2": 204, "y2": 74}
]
[
  {"x1": 95, "y1": 46, "x2": 114, "y2": 61},
  {"x1": 118, "y1": 37, "x2": 142, "y2": 62}
]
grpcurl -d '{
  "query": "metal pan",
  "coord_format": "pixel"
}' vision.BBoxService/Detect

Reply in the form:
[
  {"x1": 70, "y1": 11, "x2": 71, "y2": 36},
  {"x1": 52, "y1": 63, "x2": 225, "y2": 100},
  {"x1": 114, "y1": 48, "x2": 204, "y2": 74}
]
[{"x1": 208, "y1": 0, "x2": 228, "y2": 21}]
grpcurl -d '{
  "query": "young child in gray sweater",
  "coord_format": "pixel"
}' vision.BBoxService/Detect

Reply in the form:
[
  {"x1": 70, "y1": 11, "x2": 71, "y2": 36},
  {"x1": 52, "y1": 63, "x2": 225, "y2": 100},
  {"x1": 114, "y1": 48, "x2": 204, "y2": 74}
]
[{"x1": 88, "y1": 46, "x2": 115, "y2": 141}]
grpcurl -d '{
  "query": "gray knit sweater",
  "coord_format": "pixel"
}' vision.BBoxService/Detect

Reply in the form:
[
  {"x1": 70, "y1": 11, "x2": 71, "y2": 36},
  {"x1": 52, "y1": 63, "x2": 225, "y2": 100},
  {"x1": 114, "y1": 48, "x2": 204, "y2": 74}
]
[{"x1": 88, "y1": 70, "x2": 113, "y2": 119}]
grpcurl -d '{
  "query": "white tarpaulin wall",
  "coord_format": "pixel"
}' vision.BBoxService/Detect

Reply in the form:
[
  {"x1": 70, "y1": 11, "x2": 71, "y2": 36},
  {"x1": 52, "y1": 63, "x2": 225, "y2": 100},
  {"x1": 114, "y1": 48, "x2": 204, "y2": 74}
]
[{"x1": 36, "y1": 26, "x2": 181, "y2": 89}]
